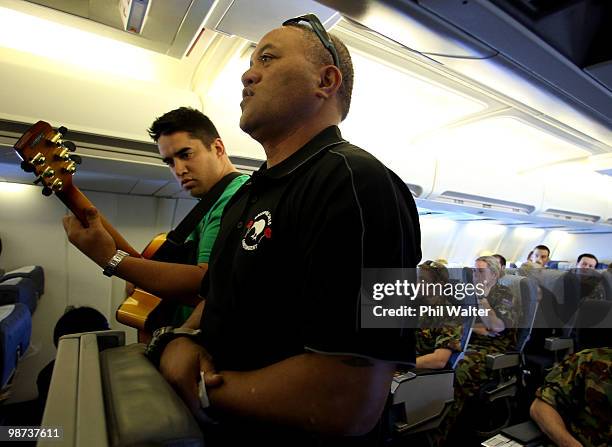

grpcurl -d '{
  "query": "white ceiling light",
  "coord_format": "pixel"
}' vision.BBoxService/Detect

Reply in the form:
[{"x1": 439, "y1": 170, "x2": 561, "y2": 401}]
[{"x1": 0, "y1": 6, "x2": 157, "y2": 81}]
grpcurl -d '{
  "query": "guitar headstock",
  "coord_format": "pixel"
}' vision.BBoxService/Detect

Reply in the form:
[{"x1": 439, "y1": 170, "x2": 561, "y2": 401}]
[{"x1": 13, "y1": 121, "x2": 81, "y2": 196}]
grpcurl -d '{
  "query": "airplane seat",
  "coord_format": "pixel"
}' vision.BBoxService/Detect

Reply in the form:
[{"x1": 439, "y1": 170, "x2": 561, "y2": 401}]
[
  {"x1": 504, "y1": 267, "x2": 518, "y2": 276},
  {"x1": 0, "y1": 277, "x2": 38, "y2": 314},
  {"x1": 499, "y1": 275, "x2": 539, "y2": 352},
  {"x1": 385, "y1": 290, "x2": 477, "y2": 442},
  {"x1": 567, "y1": 268, "x2": 605, "y2": 302},
  {"x1": 464, "y1": 275, "x2": 539, "y2": 438},
  {"x1": 477, "y1": 275, "x2": 538, "y2": 398},
  {"x1": 546, "y1": 261, "x2": 559, "y2": 269},
  {"x1": 39, "y1": 332, "x2": 204, "y2": 447},
  {"x1": 522, "y1": 270, "x2": 581, "y2": 396},
  {"x1": 601, "y1": 270, "x2": 612, "y2": 301},
  {"x1": 1, "y1": 265, "x2": 44, "y2": 297},
  {"x1": 443, "y1": 266, "x2": 473, "y2": 283},
  {"x1": 0, "y1": 303, "x2": 32, "y2": 396}
]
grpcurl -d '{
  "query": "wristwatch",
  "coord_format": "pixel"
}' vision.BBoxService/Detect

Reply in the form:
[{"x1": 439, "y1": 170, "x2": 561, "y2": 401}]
[
  {"x1": 144, "y1": 326, "x2": 202, "y2": 366},
  {"x1": 102, "y1": 249, "x2": 130, "y2": 277}
]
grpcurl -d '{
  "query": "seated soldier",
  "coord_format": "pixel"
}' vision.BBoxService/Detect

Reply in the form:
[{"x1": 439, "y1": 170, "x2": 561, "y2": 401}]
[
  {"x1": 576, "y1": 253, "x2": 598, "y2": 270},
  {"x1": 574, "y1": 254, "x2": 605, "y2": 302},
  {"x1": 447, "y1": 256, "x2": 520, "y2": 439},
  {"x1": 415, "y1": 261, "x2": 462, "y2": 370},
  {"x1": 414, "y1": 261, "x2": 463, "y2": 447},
  {"x1": 530, "y1": 245, "x2": 551, "y2": 268},
  {"x1": 469, "y1": 255, "x2": 519, "y2": 346},
  {"x1": 493, "y1": 254, "x2": 507, "y2": 274},
  {"x1": 530, "y1": 347, "x2": 612, "y2": 447}
]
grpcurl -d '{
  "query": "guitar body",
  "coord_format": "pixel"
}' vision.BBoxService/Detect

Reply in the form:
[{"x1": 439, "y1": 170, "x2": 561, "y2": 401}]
[
  {"x1": 116, "y1": 233, "x2": 168, "y2": 332},
  {"x1": 116, "y1": 289, "x2": 161, "y2": 333}
]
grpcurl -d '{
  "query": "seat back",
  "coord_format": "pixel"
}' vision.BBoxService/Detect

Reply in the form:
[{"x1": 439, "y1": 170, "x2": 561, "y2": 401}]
[
  {"x1": 0, "y1": 303, "x2": 31, "y2": 389},
  {"x1": 448, "y1": 287, "x2": 478, "y2": 369},
  {"x1": 601, "y1": 270, "x2": 612, "y2": 301},
  {"x1": 389, "y1": 370, "x2": 455, "y2": 434},
  {"x1": 0, "y1": 277, "x2": 38, "y2": 314},
  {"x1": 567, "y1": 268, "x2": 606, "y2": 301},
  {"x1": 498, "y1": 275, "x2": 539, "y2": 352},
  {"x1": 528, "y1": 269, "x2": 580, "y2": 330},
  {"x1": 40, "y1": 331, "x2": 203, "y2": 447},
  {"x1": 1, "y1": 265, "x2": 44, "y2": 296}
]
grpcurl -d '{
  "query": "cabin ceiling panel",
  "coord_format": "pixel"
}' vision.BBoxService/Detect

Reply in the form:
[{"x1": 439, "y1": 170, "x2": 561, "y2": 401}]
[
  {"x1": 153, "y1": 182, "x2": 182, "y2": 198},
  {"x1": 129, "y1": 179, "x2": 172, "y2": 196},
  {"x1": 318, "y1": 0, "x2": 612, "y2": 148}
]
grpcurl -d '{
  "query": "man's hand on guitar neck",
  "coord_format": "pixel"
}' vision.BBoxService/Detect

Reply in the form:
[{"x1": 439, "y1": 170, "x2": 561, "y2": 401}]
[{"x1": 63, "y1": 207, "x2": 117, "y2": 267}]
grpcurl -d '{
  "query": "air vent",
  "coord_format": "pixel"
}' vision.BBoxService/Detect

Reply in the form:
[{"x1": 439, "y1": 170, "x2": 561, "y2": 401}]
[
  {"x1": 437, "y1": 191, "x2": 535, "y2": 215},
  {"x1": 541, "y1": 209, "x2": 600, "y2": 223}
]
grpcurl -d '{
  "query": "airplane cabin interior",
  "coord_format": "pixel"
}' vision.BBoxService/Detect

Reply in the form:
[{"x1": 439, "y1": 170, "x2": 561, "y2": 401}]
[{"x1": 0, "y1": 0, "x2": 610, "y2": 446}]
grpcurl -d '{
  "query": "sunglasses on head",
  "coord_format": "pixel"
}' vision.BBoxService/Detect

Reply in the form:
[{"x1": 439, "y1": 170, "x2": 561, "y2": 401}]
[
  {"x1": 282, "y1": 14, "x2": 340, "y2": 68},
  {"x1": 422, "y1": 260, "x2": 444, "y2": 269}
]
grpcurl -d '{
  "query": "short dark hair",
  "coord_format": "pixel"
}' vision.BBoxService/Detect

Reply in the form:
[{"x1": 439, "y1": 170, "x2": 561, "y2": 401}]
[
  {"x1": 534, "y1": 245, "x2": 550, "y2": 255},
  {"x1": 148, "y1": 107, "x2": 220, "y2": 147},
  {"x1": 53, "y1": 306, "x2": 109, "y2": 347},
  {"x1": 577, "y1": 253, "x2": 598, "y2": 265},
  {"x1": 418, "y1": 260, "x2": 449, "y2": 284},
  {"x1": 493, "y1": 254, "x2": 507, "y2": 268},
  {"x1": 285, "y1": 24, "x2": 354, "y2": 121}
]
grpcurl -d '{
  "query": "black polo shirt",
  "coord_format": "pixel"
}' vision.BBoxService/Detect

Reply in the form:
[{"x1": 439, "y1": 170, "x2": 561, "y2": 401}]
[{"x1": 200, "y1": 126, "x2": 421, "y2": 372}]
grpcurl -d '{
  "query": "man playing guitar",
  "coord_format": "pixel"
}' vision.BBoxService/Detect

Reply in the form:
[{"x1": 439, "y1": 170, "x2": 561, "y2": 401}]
[{"x1": 62, "y1": 107, "x2": 249, "y2": 335}]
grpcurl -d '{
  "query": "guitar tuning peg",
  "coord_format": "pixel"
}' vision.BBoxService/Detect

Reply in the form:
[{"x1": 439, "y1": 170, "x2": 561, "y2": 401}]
[
  {"x1": 41, "y1": 186, "x2": 53, "y2": 197},
  {"x1": 20, "y1": 161, "x2": 35, "y2": 173},
  {"x1": 63, "y1": 141, "x2": 76, "y2": 152},
  {"x1": 69, "y1": 154, "x2": 82, "y2": 164},
  {"x1": 58, "y1": 126, "x2": 68, "y2": 136}
]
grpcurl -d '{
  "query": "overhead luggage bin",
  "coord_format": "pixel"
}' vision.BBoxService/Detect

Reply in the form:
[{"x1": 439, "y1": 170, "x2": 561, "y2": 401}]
[{"x1": 537, "y1": 174, "x2": 609, "y2": 225}]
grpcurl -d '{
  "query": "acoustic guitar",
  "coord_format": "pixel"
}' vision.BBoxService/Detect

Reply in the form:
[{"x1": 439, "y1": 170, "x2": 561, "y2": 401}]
[{"x1": 13, "y1": 121, "x2": 168, "y2": 334}]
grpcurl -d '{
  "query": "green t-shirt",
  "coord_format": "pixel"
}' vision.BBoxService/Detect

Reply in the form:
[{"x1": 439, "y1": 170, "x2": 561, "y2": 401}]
[
  {"x1": 173, "y1": 174, "x2": 249, "y2": 325},
  {"x1": 187, "y1": 174, "x2": 250, "y2": 263}
]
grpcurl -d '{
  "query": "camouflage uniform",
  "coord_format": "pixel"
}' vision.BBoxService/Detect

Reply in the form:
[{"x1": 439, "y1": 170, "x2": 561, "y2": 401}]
[
  {"x1": 433, "y1": 284, "x2": 519, "y2": 445},
  {"x1": 415, "y1": 325, "x2": 462, "y2": 359},
  {"x1": 415, "y1": 323, "x2": 462, "y2": 446},
  {"x1": 455, "y1": 283, "x2": 519, "y2": 391},
  {"x1": 536, "y1": 347, "x2": 612, "y2": 447}
]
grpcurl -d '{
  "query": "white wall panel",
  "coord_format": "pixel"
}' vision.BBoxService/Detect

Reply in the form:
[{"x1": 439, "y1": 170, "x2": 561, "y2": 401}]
[{"x1": 0, "y1": 182, "x2": 181, "y2": 401}]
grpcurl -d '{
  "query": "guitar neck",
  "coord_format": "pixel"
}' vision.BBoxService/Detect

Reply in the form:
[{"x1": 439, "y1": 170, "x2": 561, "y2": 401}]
[{"x1": 57, "y1": 184, "x2": 141, "y2": 258}]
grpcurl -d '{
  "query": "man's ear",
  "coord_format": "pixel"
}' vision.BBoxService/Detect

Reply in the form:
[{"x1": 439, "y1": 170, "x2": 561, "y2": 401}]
[
  {"x1": 211, "y1": 138, "x2": 226, "y2": 157},
  {"x1": 316, "y1": 65, "x2": 342, "y2": 99}
]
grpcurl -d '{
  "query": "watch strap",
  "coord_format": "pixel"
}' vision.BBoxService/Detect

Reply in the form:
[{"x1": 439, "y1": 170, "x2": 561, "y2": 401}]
[
  {"x1": 102, "y1": 249, "x2": 130, "y2": 277},
  {"x1": 144, "y1": 326, "x2": 202, "y2": 366}
]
